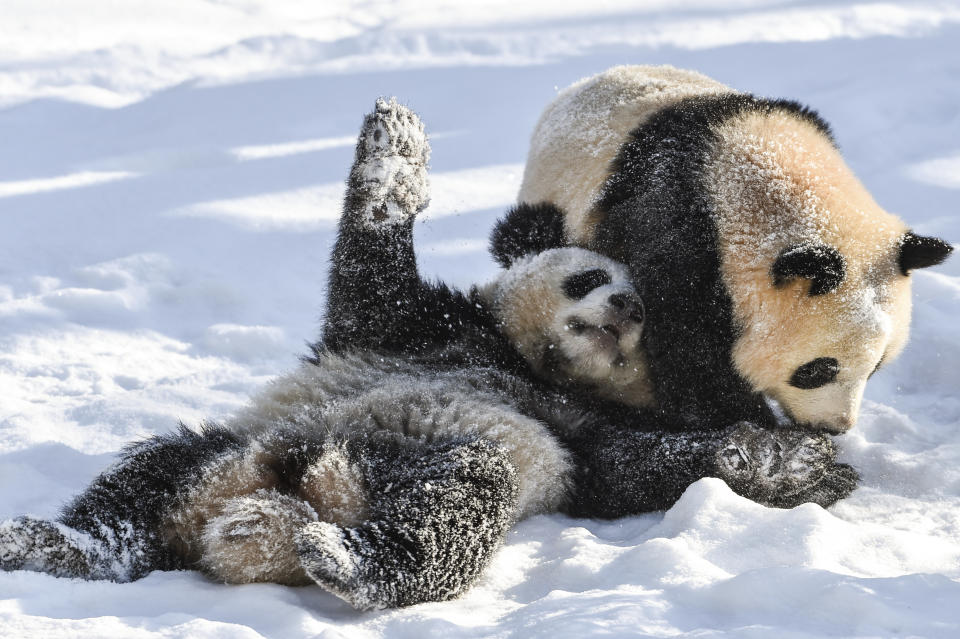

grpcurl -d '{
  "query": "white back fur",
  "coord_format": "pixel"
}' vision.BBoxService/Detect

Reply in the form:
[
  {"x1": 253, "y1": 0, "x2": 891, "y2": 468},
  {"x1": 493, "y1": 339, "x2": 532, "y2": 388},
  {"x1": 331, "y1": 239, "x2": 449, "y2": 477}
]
[{"x1": 517, "y1": 65, "x2": 729, "y2": 244}]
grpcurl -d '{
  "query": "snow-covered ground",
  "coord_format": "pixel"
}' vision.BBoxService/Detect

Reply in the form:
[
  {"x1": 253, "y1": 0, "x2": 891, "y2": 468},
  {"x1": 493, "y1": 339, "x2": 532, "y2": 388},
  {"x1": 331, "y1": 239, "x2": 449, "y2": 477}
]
[{"x1": 1, "y1": 1, "x2": 959, "y2": 636}]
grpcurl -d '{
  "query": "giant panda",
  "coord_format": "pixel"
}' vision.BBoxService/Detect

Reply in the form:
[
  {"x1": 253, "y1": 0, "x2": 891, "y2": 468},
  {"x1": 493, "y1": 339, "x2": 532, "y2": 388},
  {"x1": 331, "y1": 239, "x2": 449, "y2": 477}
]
[
  {"x1": 0, "y1": 99, "x2": 855, "y2": 610},
  {"x1": 499, "y1": 65, "x2": 954, "y2": 433}
]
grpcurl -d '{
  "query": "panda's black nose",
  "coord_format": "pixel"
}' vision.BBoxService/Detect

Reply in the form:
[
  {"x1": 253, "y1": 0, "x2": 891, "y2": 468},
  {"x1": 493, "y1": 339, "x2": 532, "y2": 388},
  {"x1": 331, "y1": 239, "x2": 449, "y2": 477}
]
[{"x1": 608, "y1": 293, "x2": 645, "y2": 323}]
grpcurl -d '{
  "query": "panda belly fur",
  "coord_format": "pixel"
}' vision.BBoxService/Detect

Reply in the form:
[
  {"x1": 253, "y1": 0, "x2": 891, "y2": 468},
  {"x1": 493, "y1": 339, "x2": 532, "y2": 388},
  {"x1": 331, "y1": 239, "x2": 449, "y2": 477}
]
[
  {"x1": 224, "y1": 352, "x2": 574, "y2": 522},
  {"x1": 30, "y1": 351, "x2": 572, "y2": 600}
]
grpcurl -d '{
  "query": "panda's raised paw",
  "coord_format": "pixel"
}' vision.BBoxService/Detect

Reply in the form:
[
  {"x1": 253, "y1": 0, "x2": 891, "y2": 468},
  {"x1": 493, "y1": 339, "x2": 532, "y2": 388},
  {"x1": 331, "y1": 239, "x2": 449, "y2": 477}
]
[{"x1": 350, "y1": 97, "x2": 430, "y2": 228}]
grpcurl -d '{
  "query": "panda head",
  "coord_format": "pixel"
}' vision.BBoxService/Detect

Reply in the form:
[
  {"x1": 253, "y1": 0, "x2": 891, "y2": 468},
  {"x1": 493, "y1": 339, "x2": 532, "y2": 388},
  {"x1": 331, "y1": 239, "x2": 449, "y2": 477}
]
[
  {"x1": 727, "y1": 232, "x2": 952, "y2": 434},
  {"x1": 480, "y1": 247, "x2": 655, "y2": 407},
  {"x1": 707, "y1": 108, "x2": 954, "y2": 433}
]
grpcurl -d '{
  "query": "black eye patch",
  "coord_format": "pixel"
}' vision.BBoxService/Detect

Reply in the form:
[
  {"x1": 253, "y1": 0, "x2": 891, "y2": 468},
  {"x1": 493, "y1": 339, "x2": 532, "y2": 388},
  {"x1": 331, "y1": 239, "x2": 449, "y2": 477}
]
[
  {"x1": 789, "y1": 357, "x2": 840, "y2": 389},
  {"x1": 562, "y1": 269, "x2": 611, "y2": 299}
]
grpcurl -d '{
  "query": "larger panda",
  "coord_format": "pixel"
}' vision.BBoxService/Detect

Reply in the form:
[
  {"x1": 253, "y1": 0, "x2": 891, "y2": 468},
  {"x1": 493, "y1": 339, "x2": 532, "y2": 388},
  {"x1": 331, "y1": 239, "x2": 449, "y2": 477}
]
[{"x1": 499, "y1": 65, "x2": 953, "y2": 432}]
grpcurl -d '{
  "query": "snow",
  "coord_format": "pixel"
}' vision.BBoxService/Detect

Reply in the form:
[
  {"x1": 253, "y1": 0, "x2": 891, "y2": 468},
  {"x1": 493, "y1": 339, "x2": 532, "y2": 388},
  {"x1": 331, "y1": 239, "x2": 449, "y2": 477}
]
[
  {"x1": 0, "y1": 171, "x2": 139, "y2": 198},
  {"x1": 175, "y1": 163, "x2": 521, "y2": 232},
  {"x1": 1, "y1": 0, "x2": 958, "y2": 637},
  {"x1": 907, "y1": 153, "x2": 960, "y2": 190}
]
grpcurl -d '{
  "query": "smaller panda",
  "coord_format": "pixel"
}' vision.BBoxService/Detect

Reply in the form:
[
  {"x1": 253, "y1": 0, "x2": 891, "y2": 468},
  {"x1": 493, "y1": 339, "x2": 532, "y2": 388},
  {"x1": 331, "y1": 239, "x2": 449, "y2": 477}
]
[
  {"x1": 0, "y1": 99, "x2": 854, "y2": 611},
  {"x1": 319, "y1": 99, "x2": 656, "y2": 411},
  {"x1": 0, "y1": 101, "x2": 652, "y2": 603},
  {"x1": 483, "y1": 248, "x2": 653, "y2": 408}
]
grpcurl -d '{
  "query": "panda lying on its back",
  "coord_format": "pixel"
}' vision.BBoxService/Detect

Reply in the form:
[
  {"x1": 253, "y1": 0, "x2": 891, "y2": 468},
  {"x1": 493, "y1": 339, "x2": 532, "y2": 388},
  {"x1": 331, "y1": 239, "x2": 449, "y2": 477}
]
[{"x1": 0, "y1": 100, "x2": 855, "y2": 610}]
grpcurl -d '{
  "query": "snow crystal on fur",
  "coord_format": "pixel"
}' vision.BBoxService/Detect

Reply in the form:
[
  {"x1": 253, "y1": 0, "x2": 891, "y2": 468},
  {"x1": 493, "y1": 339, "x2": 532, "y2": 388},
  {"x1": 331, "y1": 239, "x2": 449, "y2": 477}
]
[{"x1": 200, "y1": 489, "x2": 317, "y2": 585}]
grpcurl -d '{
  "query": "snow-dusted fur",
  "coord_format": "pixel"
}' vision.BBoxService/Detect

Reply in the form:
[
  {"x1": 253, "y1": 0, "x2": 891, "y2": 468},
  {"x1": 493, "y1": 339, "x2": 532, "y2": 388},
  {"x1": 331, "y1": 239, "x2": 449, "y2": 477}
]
[
  {"x1": 229, "y1": 352, "x2": 574, "y2": 520},
  {"x1": 518, "y1": 65, "x2": 729, "y2": 245},
  {"x1": 480, "y1": 247, "x2": 653, "y2": 407},
  {"x1": 0, "y1": 99, "x2": 858, "y2": 610},
  {"x1": 507, "y1": 64, "x2": 952, "y2": 432},
  {"x1": 303, "y1": 99, "x2": 859, "y2": 600},
  {"x1": 296, "y1": 435, "x2": 517, "y2": 609}
]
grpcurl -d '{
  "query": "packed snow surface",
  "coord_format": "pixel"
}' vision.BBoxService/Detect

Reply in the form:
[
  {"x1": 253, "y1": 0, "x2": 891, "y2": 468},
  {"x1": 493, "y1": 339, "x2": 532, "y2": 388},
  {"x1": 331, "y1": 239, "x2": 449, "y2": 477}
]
[{"x1": 1, "y1": 1, "x2": 958, "y2": 637}]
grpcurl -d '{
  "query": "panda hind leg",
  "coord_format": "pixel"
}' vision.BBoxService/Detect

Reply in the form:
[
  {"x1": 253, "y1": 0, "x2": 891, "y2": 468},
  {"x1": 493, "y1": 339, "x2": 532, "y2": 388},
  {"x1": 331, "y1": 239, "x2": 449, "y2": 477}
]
[
  {"x1": 0, "y1": 516, "x2": 115, "y2": 580},
  {"x1": 296, "y1": 436, "x2": 519, "y2": 610},
  {"x1": 716, "y1": 422, "x2": 859, "y2": 508}
]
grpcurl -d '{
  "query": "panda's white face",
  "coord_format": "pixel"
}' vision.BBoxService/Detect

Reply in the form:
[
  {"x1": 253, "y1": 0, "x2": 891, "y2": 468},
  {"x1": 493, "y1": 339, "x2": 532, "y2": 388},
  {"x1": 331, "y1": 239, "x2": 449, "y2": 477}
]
[
  {"x1": 710, "y1": 110, "x2": 917, "y2": 433},
  {"x1": 483, "y1": 248, "x2": 655, "y2": 407},
  {"x1": 734, "y1": 276, "x2": 911, "y2": 434}
]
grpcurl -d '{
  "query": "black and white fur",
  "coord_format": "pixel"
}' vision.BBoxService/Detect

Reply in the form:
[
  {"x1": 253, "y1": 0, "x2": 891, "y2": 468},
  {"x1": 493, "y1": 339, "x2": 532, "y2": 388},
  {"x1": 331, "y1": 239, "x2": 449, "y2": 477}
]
[
  {"x1": 503, "y1": 65, "x2": 954, "y2": 433},
  {"x1": 1, "y1": 99, "x2": 856, "y2": 610}
]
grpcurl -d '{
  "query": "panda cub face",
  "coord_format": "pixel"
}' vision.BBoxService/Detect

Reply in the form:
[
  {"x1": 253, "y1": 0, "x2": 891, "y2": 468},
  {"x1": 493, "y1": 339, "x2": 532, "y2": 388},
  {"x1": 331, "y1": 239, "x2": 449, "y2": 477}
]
[{"x1": 483, "y1": 247, "x2": 655, "y2": 407}]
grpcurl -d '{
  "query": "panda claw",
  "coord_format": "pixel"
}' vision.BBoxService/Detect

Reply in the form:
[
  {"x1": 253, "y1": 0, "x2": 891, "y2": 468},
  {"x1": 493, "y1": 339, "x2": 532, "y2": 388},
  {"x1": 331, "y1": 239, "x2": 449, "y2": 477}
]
[
  {"x1": 802, "y1": 462, "x2": 860, "y2": 508},
  {"x1": 350, "y1": 97, "x2": 430, "y2": 228},
  {"x1": 718, "y1": 440, "x2": 751, "y2": 474},
  {"x1": 716, "y1": 422, "x2": 849, "y2": 508}
]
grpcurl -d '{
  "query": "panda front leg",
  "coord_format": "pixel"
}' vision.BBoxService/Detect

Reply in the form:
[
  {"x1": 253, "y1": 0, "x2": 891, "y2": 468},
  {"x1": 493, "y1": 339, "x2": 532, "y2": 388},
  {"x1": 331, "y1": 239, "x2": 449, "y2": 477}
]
[
  {"x1": 565, "y1": 421, "x2": 857, "y2": 517},
  {"x1": 715, "y1": 422, "x2": 859, "y2": 509},
  {"x1": 296, "y1": 434, "x2": 519, "y2": 610},
  {"x1": 564, "y1": 423, "x2": 731, "y2": 516},
  {"x1": 321, "y1": 98, "x2": 431, "y2": 353}
]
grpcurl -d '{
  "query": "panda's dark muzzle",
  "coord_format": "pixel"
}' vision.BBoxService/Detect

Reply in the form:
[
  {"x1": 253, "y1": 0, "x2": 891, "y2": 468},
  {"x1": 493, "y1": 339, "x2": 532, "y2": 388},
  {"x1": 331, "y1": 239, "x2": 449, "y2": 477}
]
[
  {"x1": 608, "y1": 293, "x2": 645, "y2": 324},
  {"x1": 600, "y1": 324, "x2": 621, "y2": 341}
]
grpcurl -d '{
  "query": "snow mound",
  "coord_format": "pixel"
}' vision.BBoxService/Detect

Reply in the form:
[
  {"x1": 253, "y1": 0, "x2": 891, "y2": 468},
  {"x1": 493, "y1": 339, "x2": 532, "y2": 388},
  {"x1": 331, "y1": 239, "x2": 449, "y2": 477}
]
[{"x1": 201, "y1": 324, "x2": 287, "y2": 363}]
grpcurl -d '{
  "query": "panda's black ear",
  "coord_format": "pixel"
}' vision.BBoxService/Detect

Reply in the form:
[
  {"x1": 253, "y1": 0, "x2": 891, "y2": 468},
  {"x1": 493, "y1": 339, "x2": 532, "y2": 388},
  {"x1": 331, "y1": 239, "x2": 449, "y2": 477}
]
[
  {"x1": 898, "y1": 231, "x2": 953, "y2": 275},
  {"x1": 489, "y1": 202, "x2": 568, "y2": 268},
  {"x1": 771, "y1": 242, "x2": 846, "y2": 296}
]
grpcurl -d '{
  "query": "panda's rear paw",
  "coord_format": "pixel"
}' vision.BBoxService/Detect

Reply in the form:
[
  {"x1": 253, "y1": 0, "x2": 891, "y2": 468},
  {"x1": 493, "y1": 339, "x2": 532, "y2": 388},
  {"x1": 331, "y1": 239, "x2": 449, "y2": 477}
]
[
  {"x1": 0, "y1": 516, "x2": 110, "y2": 580},
  {"x1": 350, "y1": 97, "x2": 430, "y2": 228},
  {"x1": 200, "y1": 490, "x2": 316, "y2": 585},
  {"x1": 296, "y1": 521, "x2": 373, "y2": 609},
  {"x1": 717, "y1": 422, "x2": 840, "y2": 507}
]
